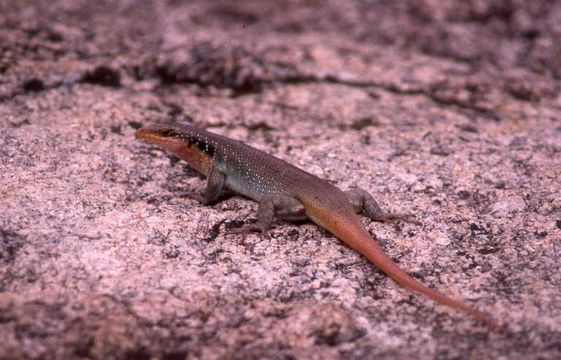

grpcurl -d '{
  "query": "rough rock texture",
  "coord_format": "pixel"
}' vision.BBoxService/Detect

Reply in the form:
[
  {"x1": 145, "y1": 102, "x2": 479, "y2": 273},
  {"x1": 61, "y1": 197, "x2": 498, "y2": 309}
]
[{"x1": 1, "y1": 1, "x2": 560, "y2": 359}]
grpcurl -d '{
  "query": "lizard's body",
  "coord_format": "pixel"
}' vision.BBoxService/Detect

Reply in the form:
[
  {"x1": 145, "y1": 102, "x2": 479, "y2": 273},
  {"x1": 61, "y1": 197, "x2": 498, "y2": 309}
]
[{"x1": 136, "y1": 124, "x2": 502, "y2": 330}]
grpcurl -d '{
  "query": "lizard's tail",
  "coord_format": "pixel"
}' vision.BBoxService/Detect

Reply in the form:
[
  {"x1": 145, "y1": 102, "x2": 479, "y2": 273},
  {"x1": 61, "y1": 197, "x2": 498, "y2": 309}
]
[{"x1": 312, "y1": 210, "x2": 506, "y2": 332}]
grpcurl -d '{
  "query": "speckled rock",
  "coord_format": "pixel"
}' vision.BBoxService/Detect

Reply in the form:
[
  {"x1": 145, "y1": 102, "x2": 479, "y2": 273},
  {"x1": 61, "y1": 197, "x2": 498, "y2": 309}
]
[{"x1": 1, "y1": 1, "x2": 560, "y2": 359}]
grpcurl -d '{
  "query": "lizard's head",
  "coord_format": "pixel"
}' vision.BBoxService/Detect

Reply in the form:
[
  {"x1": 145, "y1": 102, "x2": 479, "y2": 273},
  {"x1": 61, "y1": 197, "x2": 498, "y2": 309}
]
[
  {"x1": 136, "y1": 125, "x2": 181, "y2": 144},
  {"x1": 136, "y1": 124, "x2": 215, "y2": 175}
]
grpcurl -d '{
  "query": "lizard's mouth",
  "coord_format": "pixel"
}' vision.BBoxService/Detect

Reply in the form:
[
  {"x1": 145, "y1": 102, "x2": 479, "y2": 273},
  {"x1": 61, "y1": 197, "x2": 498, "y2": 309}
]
[
  {"x1": 135, "y1": 128, "x2": 150, "y2": 139},
  {"x1": 135, "y1": 129, "x2": 157, "y2": 144},
  {"x1": 136, "y1": 127, "x2": 176, "y2": 141}
]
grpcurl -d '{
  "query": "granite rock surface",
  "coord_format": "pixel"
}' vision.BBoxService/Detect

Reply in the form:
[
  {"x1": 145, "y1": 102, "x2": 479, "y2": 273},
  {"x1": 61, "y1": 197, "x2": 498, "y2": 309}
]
[{"x1": 1, "y1": 1, "x2": 560, "y2": 359}]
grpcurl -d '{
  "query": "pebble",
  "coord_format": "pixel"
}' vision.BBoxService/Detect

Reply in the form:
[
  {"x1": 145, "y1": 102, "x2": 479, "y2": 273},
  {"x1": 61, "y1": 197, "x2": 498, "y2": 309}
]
[
  {"x1": 490, "y1": 195, "x2": 526, "y2": 218},
  {"x1": 430, "y1": 231, "x2": 451, "y2": 246}
]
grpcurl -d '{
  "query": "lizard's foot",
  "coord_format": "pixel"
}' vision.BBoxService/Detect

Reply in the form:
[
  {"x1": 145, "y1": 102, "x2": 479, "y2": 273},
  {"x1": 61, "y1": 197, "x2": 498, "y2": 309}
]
[
  {"x1": 225, "y1": 223, "x2": 270, "y2": 239},
  {"x1": 378, "y1": 212, "x2": 422, "y2": 226},
  {"x1": 180, "y1": 192, "x2": 223, "y2": 205},
  {"x1": 345, "y1": 188, "x2": 422, "y2": 226},
  {"x1": 175, "y1": 191, "x2": 207, "y2": 203},
  {"x1": 186, "y1": 193, "x2": 207, "y2": 203}
]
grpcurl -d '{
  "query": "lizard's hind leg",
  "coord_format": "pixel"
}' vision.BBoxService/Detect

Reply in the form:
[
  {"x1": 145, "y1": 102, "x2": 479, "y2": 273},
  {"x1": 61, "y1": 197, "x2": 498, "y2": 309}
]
[{"x1": 345, "y1": 188, "x2": 421, "y2": 225}]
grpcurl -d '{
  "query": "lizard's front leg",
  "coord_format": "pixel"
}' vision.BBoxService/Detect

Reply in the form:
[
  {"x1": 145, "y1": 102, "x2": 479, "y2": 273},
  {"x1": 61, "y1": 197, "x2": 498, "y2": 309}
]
[
  {"x1": 227, "y1": 194, "x2": 306, "y2": 238},
  {"x1": 345, "y1": 187, "x2": 421, "y2": 225},
  {"x1": 188, "y1": 167, "x2": 226, "y2": 205}
]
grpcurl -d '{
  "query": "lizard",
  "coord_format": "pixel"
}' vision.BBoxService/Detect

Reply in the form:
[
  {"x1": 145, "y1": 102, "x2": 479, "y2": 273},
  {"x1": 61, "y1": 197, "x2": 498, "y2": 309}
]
[{"x1": 136, "y1": 123, "x2": 504, "y2": 331}]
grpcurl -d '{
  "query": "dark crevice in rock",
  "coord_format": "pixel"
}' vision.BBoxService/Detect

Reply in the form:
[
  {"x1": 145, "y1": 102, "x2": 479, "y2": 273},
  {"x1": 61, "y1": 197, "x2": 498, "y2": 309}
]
[
  {"x1": 22, "y1": 78, "x2": 46, "y2": 92},
  {"x1": 81, "y1": 65, "x2": 122, "y2": 88},
  {"x1": 0, "y1": 228, "x2": 26, "y2": 264}
]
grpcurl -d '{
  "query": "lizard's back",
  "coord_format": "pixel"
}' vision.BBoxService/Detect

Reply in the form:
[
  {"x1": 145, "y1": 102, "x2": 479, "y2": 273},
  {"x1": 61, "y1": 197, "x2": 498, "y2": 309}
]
[{"x1": 190, "y1": 126, "x2": 346, "y2": 206}]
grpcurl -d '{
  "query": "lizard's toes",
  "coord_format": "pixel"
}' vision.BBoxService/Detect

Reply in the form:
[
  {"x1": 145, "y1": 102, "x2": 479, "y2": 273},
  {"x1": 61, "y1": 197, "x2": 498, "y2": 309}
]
[
  {"x1": 225, "y1": 223, "x2": 269, "y2": 238},
  {"x1": 398, "y1": 214, "x2": 422, "y2": 226},
  {"x1": 180, "y1": 192, "x2": 208, "y2": 204},
  {"x1": 381, "y1": 212, "x2": 422, "y2": 226}
]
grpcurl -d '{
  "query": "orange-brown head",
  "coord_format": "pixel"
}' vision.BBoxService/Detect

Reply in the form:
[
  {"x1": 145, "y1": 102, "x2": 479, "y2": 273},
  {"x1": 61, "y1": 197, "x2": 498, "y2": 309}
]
[{"x1": 135, "y1": 125, "x2": 215, "y2": 175}]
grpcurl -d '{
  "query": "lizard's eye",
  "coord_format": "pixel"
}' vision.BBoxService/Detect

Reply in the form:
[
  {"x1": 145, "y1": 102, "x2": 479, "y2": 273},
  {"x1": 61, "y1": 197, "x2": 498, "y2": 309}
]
[{"x1": 159, "y1": 129, "x2": 176, "y2": 137}]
